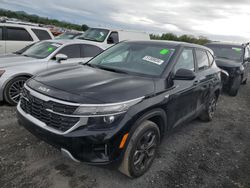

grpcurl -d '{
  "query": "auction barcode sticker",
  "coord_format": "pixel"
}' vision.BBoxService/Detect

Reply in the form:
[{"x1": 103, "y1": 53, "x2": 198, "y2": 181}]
[{"x1": 143, "y1": 56, "x2": 164, "y2": 65}]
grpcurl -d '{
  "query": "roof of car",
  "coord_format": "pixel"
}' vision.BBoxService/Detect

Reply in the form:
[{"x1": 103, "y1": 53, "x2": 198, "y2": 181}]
[
  {"x1": 1, "y1": 23, "x2": 50, "y2": 30},
  {"x1": 44, "y1": 39, "x2": 106, "y2": 49},
  {"x1": 124, "y1": 40, "x2": 211, "y2": 50},
  {"x1": 206, "y1": 42, "x2": 243, "y2": 47}
]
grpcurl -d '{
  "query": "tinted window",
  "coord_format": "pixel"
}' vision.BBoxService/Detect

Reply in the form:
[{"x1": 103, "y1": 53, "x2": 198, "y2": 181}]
[
  {"x1": 57, "y1": 44, "x2": 81, "y2": 58},
  {"x1": 0, "y1": 27, "x2": 2, "y2": 40},
  {"x1": 32, "y1": 29, "x2": 52, "y2": 40},
  {"x1": 108, "y1": 32, "x2": 119, "y2": 44},
  {"x1": 175, "y1": 48, "x2": 195, "y2": 72},
  {"x1": 196, "y1": 49, "x2": 210, "y2": 71},
  {"x1": 77, "y1": 28, "x2": 109, "y2": 42},
  {"x1": 88, "y1": 42, "x2": 176, "y2": 76},
  {"x1": 6, "y1": 27, "x2": 33, "y2": 41},
  {"x1": 81, "y1": 44, "x2": 103, "y2": 57},
  {"x1": 207, "y1": 51, "x2": 214, "y2": 65},
  {"x1": 207, "y1": 45, "x2": 243, "y2": 62}
]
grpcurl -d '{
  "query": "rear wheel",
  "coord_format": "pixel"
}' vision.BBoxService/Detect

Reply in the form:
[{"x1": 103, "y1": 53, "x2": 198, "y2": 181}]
[
  {"x1": 4, "y1": 77, "x2": 29, "y2": 105},
  {"x1": 228, "y1": 76, "x2": 241, "y2": 96},
  {"x1": 119, "y1": 120, "x2": 160, "y2": 178},
  {"x1": 242, "y1": 78, "x2": 247, "y2": 85},
  {"x1": 199, "y1": 94, "x2": 217, "y2": 122}
]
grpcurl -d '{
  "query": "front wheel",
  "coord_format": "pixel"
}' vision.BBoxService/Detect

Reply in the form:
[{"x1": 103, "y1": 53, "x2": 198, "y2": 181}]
[
  {"x1": 119, "y1": 120, "x2": 160, "y2": 178},
  {"x1": 199, "y1": 95, "x2": 218, "y2": 122},
  {"x1": 4, "y1": 77, "x2": 29, "y2": 105}
]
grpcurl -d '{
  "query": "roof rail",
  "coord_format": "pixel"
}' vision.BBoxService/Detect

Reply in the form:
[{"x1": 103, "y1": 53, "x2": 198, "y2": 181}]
[{"x1": 1, "y1": 19, "x2": 42, "y2": 27}]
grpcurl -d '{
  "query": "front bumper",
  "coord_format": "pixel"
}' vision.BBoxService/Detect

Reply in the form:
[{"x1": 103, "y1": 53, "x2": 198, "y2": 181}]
[{"x1": 17, "y1": 104, "x2": 126, "y2": 165}]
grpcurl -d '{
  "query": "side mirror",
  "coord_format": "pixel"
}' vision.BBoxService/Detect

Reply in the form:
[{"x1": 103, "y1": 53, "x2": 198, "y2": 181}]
[
  {"x1": 174, "y1": 68, "x2": 196, "y2": 80},
  {"x1": 107, "y1": 37, "x2": 115, "y2": 44},
  {"x1": 55, "y1": 54, "x2": 68, "y2": 63}
]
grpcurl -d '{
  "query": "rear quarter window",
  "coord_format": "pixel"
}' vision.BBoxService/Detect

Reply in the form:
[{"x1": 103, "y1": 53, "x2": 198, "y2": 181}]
[
  {"x1": 6, "y1": 27, "x2": 33, "y2": 41},
  {"x1": 32, "y1": 29, "x2": 52, "y2": 40}
]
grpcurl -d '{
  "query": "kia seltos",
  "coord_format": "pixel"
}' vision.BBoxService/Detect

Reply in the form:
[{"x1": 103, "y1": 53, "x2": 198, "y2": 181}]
[{"x1": 17, "y1": 41, "x2": 222, "y2": 178}]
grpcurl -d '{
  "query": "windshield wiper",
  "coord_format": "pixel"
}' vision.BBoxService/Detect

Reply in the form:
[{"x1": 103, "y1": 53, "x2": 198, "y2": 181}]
[{"x1": 95, "y1": 65, "x2": 129, "y2": 74}]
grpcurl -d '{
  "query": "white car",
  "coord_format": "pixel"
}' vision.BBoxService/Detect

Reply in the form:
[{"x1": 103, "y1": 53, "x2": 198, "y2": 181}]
[
  {"x1": 0, "y1": 22, "x2": 54, "y2": 54},
  {"x1": 77, "y1": 28, "x2": 150, "y2": 49},
  {"x1": 0, "y1": 39, "x2": 105, "y2": 105}
]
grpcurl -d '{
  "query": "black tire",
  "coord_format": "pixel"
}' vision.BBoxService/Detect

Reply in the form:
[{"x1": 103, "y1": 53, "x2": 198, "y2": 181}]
[
  {"x1": 199, "y1": 94, "x2": 218, "y2": 122},
  {"x1": 228, "y1": 76, "x2": 241, "y2": 97},
  {"x1": 119, "y1": 120, "x2": 160, "y2": 178},
  {"x1": 4, "y1": 76, "x2": 29, "y2": 105}
]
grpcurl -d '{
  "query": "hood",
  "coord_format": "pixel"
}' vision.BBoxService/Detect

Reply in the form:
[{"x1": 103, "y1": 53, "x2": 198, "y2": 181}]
[
  {"x1": 32, "y1": 65, "x2": 155, "y2": 104},
  {"x1": 215, "y1": 58, "x2": 241, "y2": 68},
  {"x1": 0, "y1": 55, "x2": 39, "y2": 68}
]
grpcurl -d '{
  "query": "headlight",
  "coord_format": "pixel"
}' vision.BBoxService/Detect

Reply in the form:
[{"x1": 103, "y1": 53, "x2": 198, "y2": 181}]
[
  {"x1": 0, "y1": 70, "x2": 5, "y2": 77},
  {"x1": 73, "y1": 97, "x2": 144, "y2": 116}
]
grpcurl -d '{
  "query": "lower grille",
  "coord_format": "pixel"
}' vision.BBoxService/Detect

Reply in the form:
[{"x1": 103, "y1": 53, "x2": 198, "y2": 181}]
[{"x1": 20, "y1": 88, "x2": 79, "y2": 132}]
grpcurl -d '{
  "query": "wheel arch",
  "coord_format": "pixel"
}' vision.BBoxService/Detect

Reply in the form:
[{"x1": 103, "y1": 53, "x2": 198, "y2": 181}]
[{"x1": 130, "y1": 108, "x2": 168, "y2": 140}]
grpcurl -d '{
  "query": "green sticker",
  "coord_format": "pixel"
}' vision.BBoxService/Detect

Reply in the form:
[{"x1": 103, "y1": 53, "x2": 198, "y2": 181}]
[
  {"x1": 47, "y1": 47, "x2": 54, "y2": 52},
  {"x1": 160, "y1": 49, "x2": 169, "y2": 55},
  {"x1": 232, "y1": 47, "x2": 241, "y2": 52}
]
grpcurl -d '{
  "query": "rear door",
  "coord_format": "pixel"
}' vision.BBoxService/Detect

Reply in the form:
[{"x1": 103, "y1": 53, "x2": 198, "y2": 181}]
[
  {"x1": 0, "y1": 26, "x2": 5, "y2": 54},
  {"x1": 5, "y1": 26, "x2": 34, "y2": 53}
]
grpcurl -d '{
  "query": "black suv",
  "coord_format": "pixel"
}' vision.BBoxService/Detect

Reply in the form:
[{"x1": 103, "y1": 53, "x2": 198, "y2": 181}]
[
  {"x1": 17, "y1": 41, "x2": 222, "y2": 178},
  {"x1": 205, "y1": 42, "x2": 250, "y2": 96}
]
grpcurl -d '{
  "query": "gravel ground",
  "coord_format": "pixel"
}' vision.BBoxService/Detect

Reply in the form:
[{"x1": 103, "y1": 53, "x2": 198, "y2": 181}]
[{"x1": 0, "y1": 81, "x2": 250, "y2": 188}]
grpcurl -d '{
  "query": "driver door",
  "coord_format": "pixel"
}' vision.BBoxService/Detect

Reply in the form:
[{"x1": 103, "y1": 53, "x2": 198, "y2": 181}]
[
  {"x1": 47, "y1": 44, "x2": 81, "y2": 69},
  {"x1": 166, "y1": 48, "x2": 199, "y2": 128}
]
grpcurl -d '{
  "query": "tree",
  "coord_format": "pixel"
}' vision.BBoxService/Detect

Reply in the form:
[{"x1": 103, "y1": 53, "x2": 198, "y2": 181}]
[{"x1": 81, "y1": 24, "x2": 89, "y2": 31}]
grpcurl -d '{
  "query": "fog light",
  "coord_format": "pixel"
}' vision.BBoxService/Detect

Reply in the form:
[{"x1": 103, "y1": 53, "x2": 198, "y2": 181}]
[{"x1": 103, "y1": 116, "x2": 115, "y2": 124}]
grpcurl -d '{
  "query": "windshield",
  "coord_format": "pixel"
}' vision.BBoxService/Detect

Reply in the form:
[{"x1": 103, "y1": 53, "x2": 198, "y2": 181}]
[
  {"x1": 55, "y1": 33, "x2": 79, "y2": 39},
  {"x1": 14, "y1": 43, "x2": 36, "y2": 54},
  {"x1": 22, "y1": 41, "x2": 62, "y2": 59},
  {"x1": 77, "y1": 28, "x2": 109, "y2": 42},
  {"x1": 207, "y1": 45, "x2": 243, "y2": 62},
  {"x1": 87, "y1": 42, "x2": 176, "y2": 76}
]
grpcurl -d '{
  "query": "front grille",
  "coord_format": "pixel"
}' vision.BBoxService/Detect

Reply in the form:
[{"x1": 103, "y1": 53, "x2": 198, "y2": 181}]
[{"x1": 20, "y1": 87, "x2": 80, "y2": 132}]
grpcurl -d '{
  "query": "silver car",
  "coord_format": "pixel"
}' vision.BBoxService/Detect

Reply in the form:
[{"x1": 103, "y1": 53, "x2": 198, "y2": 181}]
[{"x1": 0, "y1": 39, "x2": 105, "y2": 105}]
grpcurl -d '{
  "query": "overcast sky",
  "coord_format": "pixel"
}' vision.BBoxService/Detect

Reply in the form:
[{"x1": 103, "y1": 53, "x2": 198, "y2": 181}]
[{"x1": 1, "y1": 0, "x2": 250, "y2": 42}]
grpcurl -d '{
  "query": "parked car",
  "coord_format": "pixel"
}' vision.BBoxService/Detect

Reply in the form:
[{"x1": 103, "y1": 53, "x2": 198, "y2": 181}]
[
  {"x1": 0, "y1": 21, "x2": 54, "y2": 54},
  {"x1": 205, "y1": 42, "x2": 250, "y2": 96},
  {"x1": 17, "y1": 41, "x2": 222, "y2": 178},
  {"x1": 77, "y1": 27, "x2": 150, "y2": 48},
  {"x1": 55, "y1": 31, "x2": 84, "y2": 40},
  {"x1": 0, "y1": 39, "x2": 105, "y2": 105}
]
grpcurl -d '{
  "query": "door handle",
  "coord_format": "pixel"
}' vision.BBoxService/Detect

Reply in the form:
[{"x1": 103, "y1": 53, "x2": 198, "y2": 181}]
[{"x1": 193, "y1": 80, "x2": 200, "y2": 86}]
